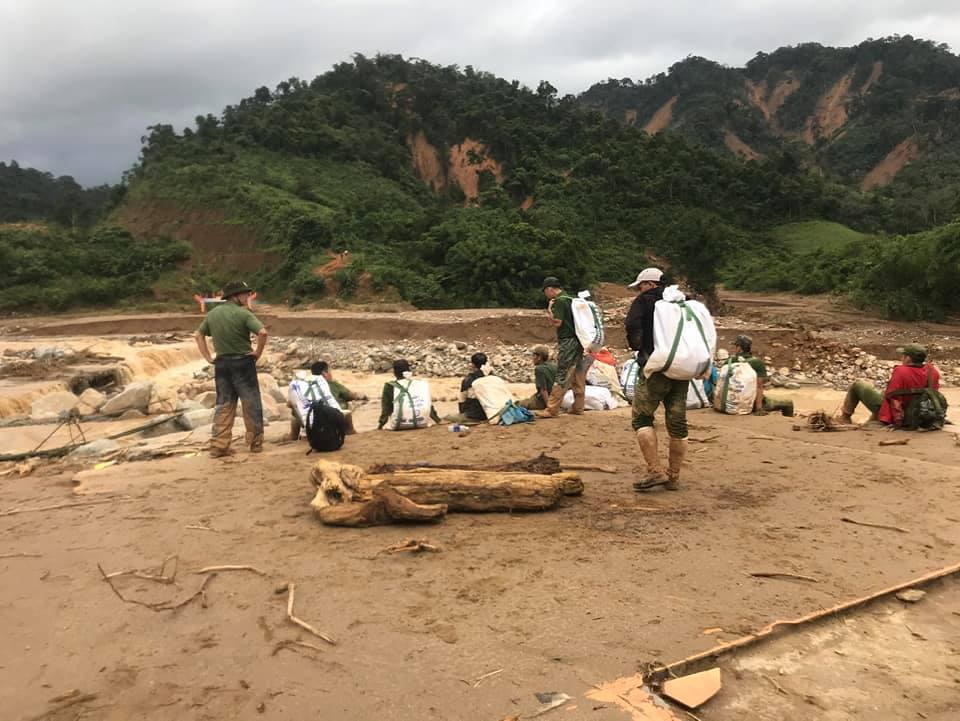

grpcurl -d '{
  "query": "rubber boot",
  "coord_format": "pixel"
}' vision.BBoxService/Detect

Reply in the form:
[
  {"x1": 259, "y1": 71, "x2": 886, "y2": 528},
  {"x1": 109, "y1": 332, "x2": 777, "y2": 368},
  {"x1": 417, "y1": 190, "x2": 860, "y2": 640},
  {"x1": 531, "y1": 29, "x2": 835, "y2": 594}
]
[
  {"x1": 288, "y1": 415, "x2": 302, "y2": 442},
  {"x1": 633, "y1": 428, "x2": 669, "y2": 491},
  {"x1": 765, "y1": 398, "x2": 795, "y2": 417},
  {"x1": 344, "y1": 411, "x2": 357, "y2": 436},
  {"x1": 536, "y1": 385, "x2": 565, "y2": 418},
  {"x1": 570, "y1": 371, "x2": 587, "y2": 415},
  {"x1": 666, "y1": 438, "x2": 687, "y2": 491}
]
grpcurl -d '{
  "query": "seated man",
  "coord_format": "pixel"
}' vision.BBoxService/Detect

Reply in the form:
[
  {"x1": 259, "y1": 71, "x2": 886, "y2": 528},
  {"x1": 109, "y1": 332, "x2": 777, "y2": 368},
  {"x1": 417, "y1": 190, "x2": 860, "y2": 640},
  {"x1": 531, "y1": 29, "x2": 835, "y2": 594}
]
[
  {"x1": 838, "y1": 343, "x2": 945, "y2": 428},
  {"x1": 519, "y1": 346, "x2": 557, "y2": 411},
  {"x1": 730, "y1": 335, "x2": 794, "y2": 417},
  {"x1": 312, "y1": 360, "x2": 367, "y2": 408},
  {"x1": 288, "y1": 362, "x2": 356, "y2": 439},
  {"x1": 378, "y1": 359, "x2": 442, "y2": 430}
]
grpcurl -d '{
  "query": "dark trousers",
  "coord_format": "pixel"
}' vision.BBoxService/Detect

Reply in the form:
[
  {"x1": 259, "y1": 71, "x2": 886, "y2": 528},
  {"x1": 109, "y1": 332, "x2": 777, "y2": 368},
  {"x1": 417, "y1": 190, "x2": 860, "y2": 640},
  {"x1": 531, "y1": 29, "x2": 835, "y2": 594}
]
[{"x1": 212, "y1": 355, "x2": 264, "y2": 451}]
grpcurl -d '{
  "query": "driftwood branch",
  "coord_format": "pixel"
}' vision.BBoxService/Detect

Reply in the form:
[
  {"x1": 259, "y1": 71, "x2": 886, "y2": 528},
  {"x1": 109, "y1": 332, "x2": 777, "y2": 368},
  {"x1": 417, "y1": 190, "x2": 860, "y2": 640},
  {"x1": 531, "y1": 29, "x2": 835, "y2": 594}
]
[
  {"x1": 878, "y1": 438, "x2": 909, "y2": 447},
  {"x1": 272, "y1": 639, "x2": 326, "y2": 656},
  {"x1": 0, "y1": 498, "x2": 122, "y2": 517},
  {"x1": 0, "y1": 552, "x2": 43, "y2": 559},
  {"x1": 382, "y1": 539, "x2": 441, "y2": 554},
  {"x1": 103, "y1": 556, "x2": 178, "y2": 584},
  {"x1": 285, "y1": 583, "x2": 336, "y2": 646},
  {"x1": 98, "y1": 562, "x2": 214, "y2": 612},
  {"x1": 748, "y1": 571, "x2": 819, "y2": 583},
  {"x1": 841, "y1": 517, "x2": 909, "y2": 534},
  {"x1": 194, "y1": 565, "x2": 266, "y2": 576},
  {"x1": 560, "y1": 462, "x2": 617, "y2": 474}
]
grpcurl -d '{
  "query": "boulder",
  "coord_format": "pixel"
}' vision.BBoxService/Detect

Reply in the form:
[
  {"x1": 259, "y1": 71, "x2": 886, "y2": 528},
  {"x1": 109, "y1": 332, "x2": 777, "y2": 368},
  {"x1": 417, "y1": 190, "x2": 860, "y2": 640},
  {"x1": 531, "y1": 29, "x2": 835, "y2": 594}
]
[
  {"x1": 71, "y1": 438, "x2": 120, "y2": 457},
  {"x1": 261, "y1": 394, "x2": 284, "y2": 422},
  {"x1": 176, "y1": 398, "x2": 204, "y2": 412},
  {"x1": 30, "y1": 391, "x2": 79, "y2": 422},
  {"x1": 118, "y1": 409, "x2": 146, "y2": 421},
  {"x1": 257, "y1": 374, "x2": 286, "y2": 404},
  {"x1": 101, "y1": 382, "x2": 154, "y2": 416},
  {"x1": 195, "y1": 391, "x2": 217, "y2": 408},
  {"x1": 176, "y1": 408, "x2": 215, "y2": 431},
  {"x1": 78, "y1": 388, "x2": 106, "y2": 411}
]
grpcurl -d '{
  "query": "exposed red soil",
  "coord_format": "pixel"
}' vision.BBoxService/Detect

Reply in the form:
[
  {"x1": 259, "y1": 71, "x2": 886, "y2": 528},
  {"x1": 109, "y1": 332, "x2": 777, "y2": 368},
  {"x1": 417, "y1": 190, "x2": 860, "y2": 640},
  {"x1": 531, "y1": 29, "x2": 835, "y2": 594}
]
[
  {"x1": 624, "y1": 109, "x2": 638, "y2": 125},
  {"x1": 407, "y1": 131, "x2": 446, "y2": 193},
  {"x1": 744, "y1": 75, "x2": 800, "y2": 135},
  {"x1": 859, "y1": 60, "x2": 884, "y2": 94},
  {"x1": 642, "y1": 96, "x2": 678, "y2": 134},
  {"x1": 448, "y1": 139, "x2": 503, "y2": 201},
  {"x1": 722, "y1": 129, "x2": 763, "y2": 161},
  {"x1": 803, "y1": 70, "x2": 855, "y2": 144},
  {"x1": 860, "y1": 136, "x2": 919, "y2": 190}
]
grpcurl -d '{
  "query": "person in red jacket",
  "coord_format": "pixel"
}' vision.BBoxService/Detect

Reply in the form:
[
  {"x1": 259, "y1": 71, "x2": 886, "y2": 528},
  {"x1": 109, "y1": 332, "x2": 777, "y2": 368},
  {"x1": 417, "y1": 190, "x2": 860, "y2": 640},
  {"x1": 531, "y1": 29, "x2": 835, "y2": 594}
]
[{"x1": 838, "y1": 344, "x2": 941, "y2": 427}]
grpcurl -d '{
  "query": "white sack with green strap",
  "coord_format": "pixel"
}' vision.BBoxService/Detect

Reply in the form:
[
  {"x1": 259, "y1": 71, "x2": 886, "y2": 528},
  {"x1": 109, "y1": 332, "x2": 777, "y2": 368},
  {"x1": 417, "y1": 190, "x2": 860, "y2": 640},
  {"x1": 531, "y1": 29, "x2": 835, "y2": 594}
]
[
  {"x1": 586, "y1": 356, "x2": 620, "y2": 390},
  {"x1": 288, "y1": 375, "x2": 342, "y2": 424},
  {"x1": 712, "y1": 360, "x2": 757, "y2": 415},
  {"x1": 470, "y1": 375, "x2": 514, "y2": 424},
  {"x1": 643, "y1": 285, "x2": 717, "y2": 380},
  {"x1": 386, "y1": 378, "x2": 432, "y2": 430},
  {"x1": 561, "y1": 385, "x2": 624, "y2": 411},
  {"x1": 620, "y1": 358, "x2": 640, "y2": 400},
  {"x1": 571, "y1": 291, "x2": 605, "y2": 353},
  {"x1": 686, "y1": 378, "x2": 710, "y2": 409}
]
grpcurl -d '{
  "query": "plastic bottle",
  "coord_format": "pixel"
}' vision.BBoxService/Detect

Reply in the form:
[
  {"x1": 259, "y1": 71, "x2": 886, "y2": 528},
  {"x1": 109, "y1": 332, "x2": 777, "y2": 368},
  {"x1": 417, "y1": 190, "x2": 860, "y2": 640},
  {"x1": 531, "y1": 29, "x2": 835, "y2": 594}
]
[{"x1": 448, "y1": 424, "x2": 469, "y2": 433}]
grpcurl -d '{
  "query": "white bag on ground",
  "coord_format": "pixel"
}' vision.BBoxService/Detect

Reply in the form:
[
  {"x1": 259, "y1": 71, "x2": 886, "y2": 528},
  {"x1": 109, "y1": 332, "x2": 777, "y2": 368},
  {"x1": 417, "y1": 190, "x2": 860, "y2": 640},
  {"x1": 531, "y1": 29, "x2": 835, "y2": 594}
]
[
  {"x1": 620, "y1": 358, "x2": 640, "y2": 400},
  {"x1": 571, "y1": 291, "x2": 605, "y2": 353},
  {"x1": 686, "y1": 378, "x2": 710, "y2": 409},
  {"x1": 561, "y1": 386, "x2": 623, "y2": 411},
  {"x1": 713, "y1": 361, "x2": 757, "y2": 415},
  {"x1": 587, "y1": 357, "x2": 620, "y2": 390},
  {"x1": 644, "y1": 285, "x2": 717, "y2": 380},
  {"x1": 288, "y1": 375, "x2": 342, "y2": 424},
  {"x1": 385, "y1": 378, "x2": 432, "y2": 430},
  {"x1": 470, "y1": 375, "x2": 514, "y2": 424}
]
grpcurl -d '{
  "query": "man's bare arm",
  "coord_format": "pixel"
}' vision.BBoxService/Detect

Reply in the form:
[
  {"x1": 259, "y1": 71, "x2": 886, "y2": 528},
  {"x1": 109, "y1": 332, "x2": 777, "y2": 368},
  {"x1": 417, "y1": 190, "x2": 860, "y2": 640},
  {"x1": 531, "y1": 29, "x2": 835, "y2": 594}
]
[
  {"x1": 253, "y1": 328, "x2": 268, "y2": 360},
  {"x1": 754, "y1": 377, "x2": 765, "y2": 412},
  {"x1": 195, "y1": 332, "x2": 214, "y2": 364}
]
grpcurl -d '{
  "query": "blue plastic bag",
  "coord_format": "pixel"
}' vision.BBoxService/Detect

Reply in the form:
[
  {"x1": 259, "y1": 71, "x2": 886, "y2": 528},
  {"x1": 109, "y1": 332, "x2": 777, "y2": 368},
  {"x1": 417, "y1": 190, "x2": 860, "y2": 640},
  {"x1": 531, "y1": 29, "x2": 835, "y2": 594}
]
[{"x1": 499, "y1": 400, "x2": 535, "y2": 426}]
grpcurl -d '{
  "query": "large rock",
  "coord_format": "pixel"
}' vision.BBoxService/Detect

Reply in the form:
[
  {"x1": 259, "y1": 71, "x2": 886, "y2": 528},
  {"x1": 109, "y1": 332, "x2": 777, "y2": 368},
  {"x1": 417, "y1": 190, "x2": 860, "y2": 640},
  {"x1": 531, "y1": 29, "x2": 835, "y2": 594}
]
[
  {"x1": 257, "y1": 374, "x2": 286, "y2": 404},
  {"x1": 101, "y1": 382, "x2": 154, "y2": 416},
  {"x1": 147, "y1": 386, "x2": 178, "y2": 415},
  {"x1": 78, "y1": 388, "x2": 106, "y2": 412},
  {"x1": 30, "y1": 391, "x2": 79, "y2": 421},
  {"x1": 176, "y1": 408, "x2": 215, "y2": 431},
  {"x1": 195, "y1": 391, "x2": 217, "y2": 409},
  {"x1": 261, "y1": 394, "x2": 284, "y2": 422},
  {"x1": 71, "y1": 438, "x2": 120, "y2": 457}
]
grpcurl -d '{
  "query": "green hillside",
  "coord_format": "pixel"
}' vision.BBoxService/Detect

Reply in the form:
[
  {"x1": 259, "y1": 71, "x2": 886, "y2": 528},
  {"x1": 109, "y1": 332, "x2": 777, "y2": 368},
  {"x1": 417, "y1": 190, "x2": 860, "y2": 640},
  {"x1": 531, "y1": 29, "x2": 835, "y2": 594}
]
[{"x1": 770, "y1": 220, "x2": 870, "y2": 252}]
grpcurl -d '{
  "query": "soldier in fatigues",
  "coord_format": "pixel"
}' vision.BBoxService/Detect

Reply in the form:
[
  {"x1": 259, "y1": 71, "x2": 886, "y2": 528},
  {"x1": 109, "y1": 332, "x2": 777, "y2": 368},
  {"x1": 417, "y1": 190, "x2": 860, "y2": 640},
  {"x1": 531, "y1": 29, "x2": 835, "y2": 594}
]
[{"x1": 538, "y1": 277, "x2": 589, "y2": 416}]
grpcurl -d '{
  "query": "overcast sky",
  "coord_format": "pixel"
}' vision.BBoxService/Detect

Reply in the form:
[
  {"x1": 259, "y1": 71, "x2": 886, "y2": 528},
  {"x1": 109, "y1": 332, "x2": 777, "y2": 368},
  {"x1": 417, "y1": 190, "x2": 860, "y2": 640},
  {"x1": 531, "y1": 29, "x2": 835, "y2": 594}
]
[{"x1": 2, "y1": 0, "x2": 958, "y2": 186}]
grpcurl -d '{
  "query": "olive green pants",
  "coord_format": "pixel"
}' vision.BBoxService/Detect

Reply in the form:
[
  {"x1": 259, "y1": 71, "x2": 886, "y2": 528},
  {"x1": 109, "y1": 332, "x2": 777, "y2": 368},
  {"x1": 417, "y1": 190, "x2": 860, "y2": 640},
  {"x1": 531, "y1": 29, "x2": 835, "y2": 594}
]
[
  {"x1": 518, "y1": 393, "x2": 547, "y2": 411},
  {"x1": 631, "y1": 371, "x2": 689, "y2": 439},
  {"x1": 843, "y1": 380, "x2": 882, "y2": 417},
  {"x1": 763, "y1": 396, "x2": 795, "y2": 417}
]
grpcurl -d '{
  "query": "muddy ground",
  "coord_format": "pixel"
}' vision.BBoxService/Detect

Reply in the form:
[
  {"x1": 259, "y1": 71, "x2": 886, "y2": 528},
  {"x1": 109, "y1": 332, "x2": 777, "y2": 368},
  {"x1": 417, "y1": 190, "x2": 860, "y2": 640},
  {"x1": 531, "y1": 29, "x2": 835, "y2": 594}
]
[{"x1": 1, "y1": 290, "x2": 959, "y2": 721}]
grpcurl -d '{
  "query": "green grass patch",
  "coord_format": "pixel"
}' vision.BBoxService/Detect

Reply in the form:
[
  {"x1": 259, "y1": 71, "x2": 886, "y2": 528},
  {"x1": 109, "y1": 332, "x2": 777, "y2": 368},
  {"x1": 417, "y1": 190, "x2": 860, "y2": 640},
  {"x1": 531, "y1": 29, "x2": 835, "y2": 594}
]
[{"x1": 770, "y1": 221, "x2": 871, "y2": 252}]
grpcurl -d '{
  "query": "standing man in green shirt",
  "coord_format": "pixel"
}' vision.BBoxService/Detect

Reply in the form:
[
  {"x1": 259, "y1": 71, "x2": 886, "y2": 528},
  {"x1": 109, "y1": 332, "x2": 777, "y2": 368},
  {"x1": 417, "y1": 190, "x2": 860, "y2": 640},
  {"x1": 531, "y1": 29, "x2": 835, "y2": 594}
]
[
  {"x1": 519, "y1": 346, "x2": 558, "y2": 411},
  {"x1": 195, "y1": 280, "x2": 269, "y2": 458},
  {"x1": 539, "y1": 277, "x2": 589, "y2": 417}
]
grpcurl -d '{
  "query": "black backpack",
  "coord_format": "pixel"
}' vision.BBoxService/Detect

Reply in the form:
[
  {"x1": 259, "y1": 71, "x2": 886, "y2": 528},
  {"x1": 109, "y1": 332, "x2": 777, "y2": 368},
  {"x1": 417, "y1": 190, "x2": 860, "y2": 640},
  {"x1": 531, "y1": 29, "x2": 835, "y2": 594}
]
[
  {"x1": 889, "y1": 366, "x2": 948, "y2": 430},
  {"x1": 303, "y1": 381, "x2": 346, "y2": 452}
]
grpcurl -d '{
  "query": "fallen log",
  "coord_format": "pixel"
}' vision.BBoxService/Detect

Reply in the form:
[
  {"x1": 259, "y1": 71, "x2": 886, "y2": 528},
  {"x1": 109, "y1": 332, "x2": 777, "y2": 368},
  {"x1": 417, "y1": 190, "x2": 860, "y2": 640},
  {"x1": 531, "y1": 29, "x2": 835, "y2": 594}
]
[
  {"x1": 370, "y1": 467, "x2": 565, "y2": 512},
  {"x1": 316, "y1": 485, "x2": 447, "y2": 527}
]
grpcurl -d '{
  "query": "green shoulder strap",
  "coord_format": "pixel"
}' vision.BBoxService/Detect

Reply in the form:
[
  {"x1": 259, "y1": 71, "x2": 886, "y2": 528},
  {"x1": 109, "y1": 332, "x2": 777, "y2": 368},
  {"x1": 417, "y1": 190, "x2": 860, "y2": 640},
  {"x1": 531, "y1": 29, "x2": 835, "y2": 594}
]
[
  {"x1": 392, "y1": 379, "x2": 422, "y2": 426},
  {"x1": 719, "y1": 357, "x2": 735, "y2": 412},
  {"x1": 661, "y1": 301, "x2": 711, "y2": 374},
  {"x1": 691, "y1": 380, "x2": 706, "y2": 406},
  {"x1": 306, "y1": 380, "x2": 325, "y2": 405}
]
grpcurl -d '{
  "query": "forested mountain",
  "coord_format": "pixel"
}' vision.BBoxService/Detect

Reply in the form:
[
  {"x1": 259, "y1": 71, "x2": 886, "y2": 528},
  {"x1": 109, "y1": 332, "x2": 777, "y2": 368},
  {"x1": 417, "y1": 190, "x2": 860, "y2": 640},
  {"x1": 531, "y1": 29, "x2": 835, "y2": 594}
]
[
  {"x1": 581, "y1": 36, "x2": 960, "y2": 232},
  {"x1": 0, "y1": 161, "x2": 115, "y2": 228},
  {"x1": 3, "y1": 45, "x2": 959, "y2": 318}
]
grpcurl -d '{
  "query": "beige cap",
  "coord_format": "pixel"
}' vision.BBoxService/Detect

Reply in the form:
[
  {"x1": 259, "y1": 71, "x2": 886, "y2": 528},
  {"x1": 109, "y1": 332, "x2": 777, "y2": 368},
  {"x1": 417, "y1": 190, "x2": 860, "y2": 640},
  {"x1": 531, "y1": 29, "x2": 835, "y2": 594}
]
[{"x1": 628, "y1": 267, "x2": 663, "y2": 288}]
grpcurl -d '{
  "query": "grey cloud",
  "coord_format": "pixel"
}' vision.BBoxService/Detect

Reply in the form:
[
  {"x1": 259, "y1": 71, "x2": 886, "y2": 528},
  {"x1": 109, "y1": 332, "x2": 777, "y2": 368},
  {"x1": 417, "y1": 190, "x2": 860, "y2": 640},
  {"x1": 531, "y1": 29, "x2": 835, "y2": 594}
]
[{"x1": 2, "y1": 0, "x2": 958, "y2": 185}]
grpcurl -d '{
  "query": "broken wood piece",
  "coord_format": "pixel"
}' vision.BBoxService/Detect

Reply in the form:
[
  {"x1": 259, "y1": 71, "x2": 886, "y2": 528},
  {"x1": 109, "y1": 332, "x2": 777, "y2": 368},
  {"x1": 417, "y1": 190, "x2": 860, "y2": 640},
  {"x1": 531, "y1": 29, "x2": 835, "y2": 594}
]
[
  {"x1": 103, "y1": 555, "x2": 178, "y2": 584},
  {"x1": 98, "y1": 562, "x2": 213, "y2": 612},
  {"x1": 0, "y1": 497, "x2": 122, "y2": 517},
  {"x1": 560, "y1": 462, "x2": 617, "y2": 474},
  {"x1": 185, "y1": 524, "x2": 217, "y2": 532},
  {"x1": 760, "y1": 673, "x2": 789, "y2": 696},
  {"x1": 840, "y1": 517, "x2": 909, "y2": 534},
  {"x1": 688, "y1": 435, "x2": 720, "y2": 444},
  {"x1": 194, "y1": 565, "x2": 266, "y2": 576},
  {"x1": 316, "y1": 485, "x2": 447, "y2": 528},
  {"x1": 878, "y1": 438, "x2": 909, "y2": 446},
  {"x1": 551, "y1": 471, "x2": 584, "y2": 496},
  {"x1": 661, "y1": 668, "x2": 721, "y2": 709},
  {"x1": 0, "y1": 552, "x2": 43, "y2": 559},
  {"x1": 382, "y1": 538, "x2": 441, "y2": 554},
  {"x1": 271, "y1": 639, "x2": 326, "y2": 656},
  {"x1": 285, "y1": 583, "x2": 336, "y2": 646},
  {"x1": 748, "y1": 571, "x2": 819, "y2": 584},
  {"x1": 467, "y1": 668, "x2": 504, "y2": 688},
  {"x1": 746, "y1": 435, "x2": 776, "y2": 441}
]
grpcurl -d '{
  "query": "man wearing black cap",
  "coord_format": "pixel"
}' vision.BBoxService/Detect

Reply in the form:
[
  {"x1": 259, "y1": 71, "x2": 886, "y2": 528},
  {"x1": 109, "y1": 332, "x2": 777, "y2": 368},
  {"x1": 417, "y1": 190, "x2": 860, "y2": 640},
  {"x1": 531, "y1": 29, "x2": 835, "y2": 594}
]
[
  {"x1": 539, "y1": 277, "x2": 588, "y2": 416},
  {"x1": 838, "y1": 343, "x2": 945, "y2": 428},
  {"x1": 195, "y1": 280, "x2": 269, "y2": 457}
]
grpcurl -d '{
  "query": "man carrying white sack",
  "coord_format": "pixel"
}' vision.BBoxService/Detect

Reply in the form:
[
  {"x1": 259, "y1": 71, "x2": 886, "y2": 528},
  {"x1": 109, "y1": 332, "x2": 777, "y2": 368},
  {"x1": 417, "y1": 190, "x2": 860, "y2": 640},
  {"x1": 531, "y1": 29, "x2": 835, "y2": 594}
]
[{"x1": 625, "y1": 268, "x2": 716, "y2": 491}]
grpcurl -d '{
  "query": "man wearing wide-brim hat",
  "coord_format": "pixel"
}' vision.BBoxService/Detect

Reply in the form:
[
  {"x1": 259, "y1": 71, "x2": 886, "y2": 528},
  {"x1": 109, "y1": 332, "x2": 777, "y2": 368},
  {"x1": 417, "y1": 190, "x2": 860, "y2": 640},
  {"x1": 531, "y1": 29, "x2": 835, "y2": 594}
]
[{"x1": 195, "y1": 280, "x2": 269, "y2": 457}]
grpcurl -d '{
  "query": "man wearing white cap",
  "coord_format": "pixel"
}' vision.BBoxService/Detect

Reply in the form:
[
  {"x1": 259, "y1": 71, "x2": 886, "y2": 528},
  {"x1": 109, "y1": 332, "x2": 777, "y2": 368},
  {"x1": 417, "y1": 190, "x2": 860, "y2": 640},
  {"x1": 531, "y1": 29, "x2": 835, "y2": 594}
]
[{"x1": 624, "y1": 268, "x2": 665, "y2": 365}]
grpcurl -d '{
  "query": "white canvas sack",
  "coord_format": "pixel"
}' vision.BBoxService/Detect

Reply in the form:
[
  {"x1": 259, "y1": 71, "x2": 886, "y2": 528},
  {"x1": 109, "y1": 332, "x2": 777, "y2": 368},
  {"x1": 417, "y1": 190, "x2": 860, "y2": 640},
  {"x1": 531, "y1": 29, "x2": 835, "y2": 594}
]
[
  {"x1": 561, "y1": 385, "x2": 623, "y2": 411},
  {"x1": 686, "y1": 378, "x2": 710, "y2": 409},
  {"x1": 387, "y1": 378, "x2": 432, "y2": 430},
  {"x1": 713, "y1": 360, "x2": 757, "y2": 415},
  {"x1": 643, "y1": 285, "x2": 717, "y2": 380},
  {"x1": 288, "y1": 375, "x2": 342, "y2": 424},
  {"x1": 587, "y1": 357, "x2": 620, "y2": 390},
  {"x1": 571, "y1": 291, "x2": 605, "y2": 353},
  {"x1": 470, "y1": 375, "x2": 515, "y2": 424},
  {"x1": 620, "y1": 358, "x2": 640, "y2": 400}
]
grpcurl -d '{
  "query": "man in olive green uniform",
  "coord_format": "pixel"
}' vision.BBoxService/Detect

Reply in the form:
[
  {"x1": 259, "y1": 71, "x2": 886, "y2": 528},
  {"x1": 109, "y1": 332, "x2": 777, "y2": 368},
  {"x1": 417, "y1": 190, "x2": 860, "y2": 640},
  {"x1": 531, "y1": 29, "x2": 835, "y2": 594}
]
[
  {"x1": 195, "y1": 280, "x2": 269, "y2": 457},
  {"x1": 519, "y1": 346, "x2": 558, "y2": 411},
  {"x1": 730, "y1": 335, "x2": 794, "y2": 417},
  {"x1": 539, "y1": 277, "x2": 590, "y2": 416}
]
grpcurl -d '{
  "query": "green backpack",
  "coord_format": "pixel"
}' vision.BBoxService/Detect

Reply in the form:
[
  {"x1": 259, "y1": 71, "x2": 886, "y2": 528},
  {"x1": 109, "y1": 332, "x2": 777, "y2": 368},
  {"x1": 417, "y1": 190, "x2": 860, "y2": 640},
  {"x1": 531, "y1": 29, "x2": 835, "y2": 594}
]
[{"x1": 889, "y1": 367, "x2": 948, "y2": 430}]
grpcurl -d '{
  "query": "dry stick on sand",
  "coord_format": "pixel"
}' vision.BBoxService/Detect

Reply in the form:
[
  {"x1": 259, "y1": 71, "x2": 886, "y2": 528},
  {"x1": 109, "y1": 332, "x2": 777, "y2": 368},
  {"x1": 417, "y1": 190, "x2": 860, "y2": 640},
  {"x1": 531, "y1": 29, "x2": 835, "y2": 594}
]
[
  {"x1": 841, "y1": 517, "x2": 910, "y2": 534},
  {"x1": 689, "y1": 435, "x2": 720, "y2": 444},
  {"x1": 0, "y1": 552, "x2": 43, "y2": 559},
  {"x1": 98, "y1": 563, "x2": 215, "y2": 612},
  {"x1": 272, "y1": 639, "x2": 326, "y2": 656},
  {"x1": 382, "y1": 539, "x2": 441, "y2": 554},
  {"x1": 560, "y1": 462, "x2": 618, "y2": 474},
  {"x1": 194, "y1": 565, "x2": 266, "y2": 575},
  {"x1": 185, "y1": 524, "x2": 218, "y2": 532},
  {"x1": 285, "y1": 583, "x2": 337, "y2": 646},
  {"x1": 878, "y1": 438, "x2": 910, "y2": 447},
  {"x1": 0, "y1": 497, "x2": 123, "y2": 518},
  {"x1": 748, "y1": 571, "x2": 819, "y2": 583},
  {"x1": 103, "y1": 555, "x2": 178, "y2": 585}
]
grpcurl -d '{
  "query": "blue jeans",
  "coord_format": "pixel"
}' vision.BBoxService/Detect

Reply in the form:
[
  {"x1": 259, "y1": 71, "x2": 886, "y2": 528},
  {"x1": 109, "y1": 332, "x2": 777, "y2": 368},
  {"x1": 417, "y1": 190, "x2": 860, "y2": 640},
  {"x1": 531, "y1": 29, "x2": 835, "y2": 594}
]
[{"x1": 212, "y1": 355, "x2": 264, "y2": 451}]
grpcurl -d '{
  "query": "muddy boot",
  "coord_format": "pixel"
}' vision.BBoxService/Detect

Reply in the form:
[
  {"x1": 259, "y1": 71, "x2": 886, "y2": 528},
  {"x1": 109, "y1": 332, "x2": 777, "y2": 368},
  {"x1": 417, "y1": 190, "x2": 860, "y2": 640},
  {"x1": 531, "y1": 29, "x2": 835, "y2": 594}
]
[
  {"x1": 536, "y1": 386, "x2": 565, "y2": 418},
  {"x1": 344, "y1": 411, "x2": 357, "y2": 436},
  {"x1": 570, "y1": 371, "x2": 587, "y2": 415},
  {"x1": 633, "y1": 427, "x2": 669, "y2": 491},
  {"x1": 665, "y1": 438, "x2": 687, "y2": 491},
  {"x1": 765, "y1": 398, "x2": 794, "y2": 417}
]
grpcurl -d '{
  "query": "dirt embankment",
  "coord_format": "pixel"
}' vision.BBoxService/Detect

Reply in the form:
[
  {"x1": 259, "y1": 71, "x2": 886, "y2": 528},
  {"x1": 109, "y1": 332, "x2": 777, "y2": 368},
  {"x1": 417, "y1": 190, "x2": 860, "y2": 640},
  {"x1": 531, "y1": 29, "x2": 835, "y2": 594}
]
[
  {"x1": 115, "y1": 201, "x2": 273, "y2": 273},
  {"x1": 723, "y1": 130, "x2": 762, "y2": 161},
  {"x1": 642, "y1": 96, "x2": 678, "y2": 134},
  {"x1": 861, "y1": 136, "x2": 919, "y2": 190}
]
